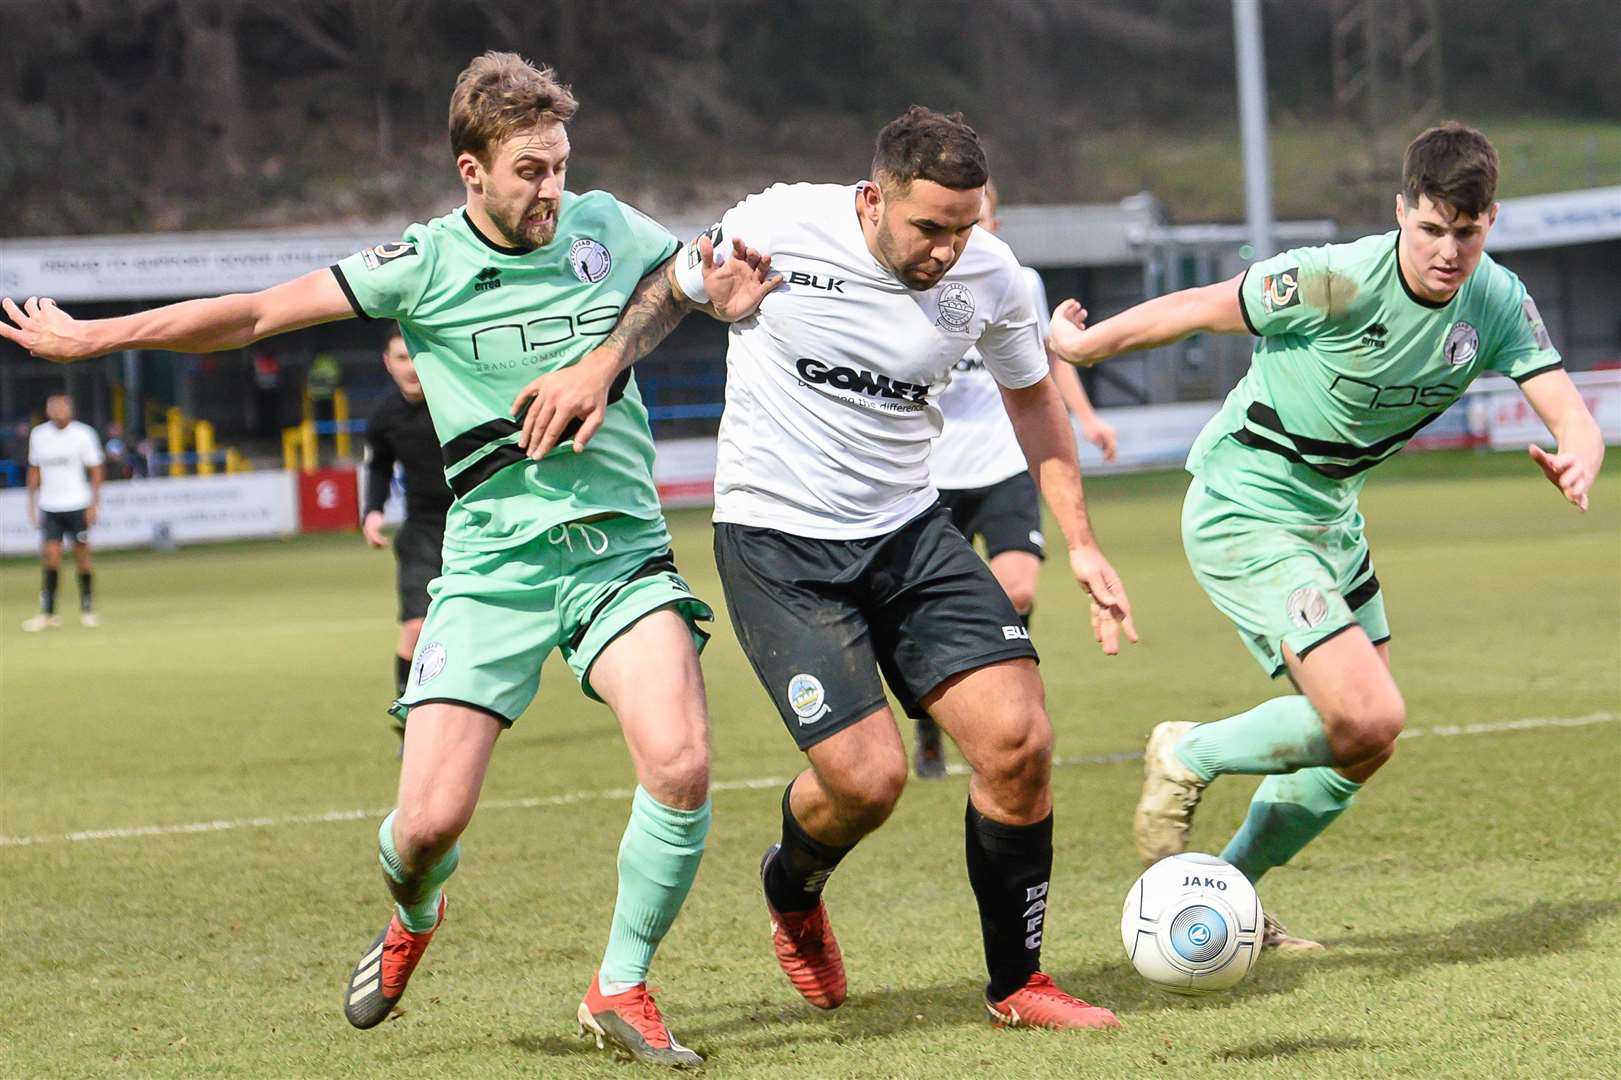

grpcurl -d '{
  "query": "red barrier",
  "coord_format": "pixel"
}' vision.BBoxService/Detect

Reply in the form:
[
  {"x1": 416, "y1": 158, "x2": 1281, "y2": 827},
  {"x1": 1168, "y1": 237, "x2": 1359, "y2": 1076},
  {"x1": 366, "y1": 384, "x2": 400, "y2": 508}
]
[{"x1": 297, "y1": 468, "x2": 359, "y2": 532}]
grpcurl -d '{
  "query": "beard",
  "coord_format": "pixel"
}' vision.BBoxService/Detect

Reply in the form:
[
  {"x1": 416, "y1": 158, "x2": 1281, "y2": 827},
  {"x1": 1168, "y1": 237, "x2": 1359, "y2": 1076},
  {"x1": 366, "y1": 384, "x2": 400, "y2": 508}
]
[
  {"x1": 875, "y1": 220, "x2": 948, "y2": 291},
  {"x1": 488, "y1": 196, "x2": 558, "y2": 250}
]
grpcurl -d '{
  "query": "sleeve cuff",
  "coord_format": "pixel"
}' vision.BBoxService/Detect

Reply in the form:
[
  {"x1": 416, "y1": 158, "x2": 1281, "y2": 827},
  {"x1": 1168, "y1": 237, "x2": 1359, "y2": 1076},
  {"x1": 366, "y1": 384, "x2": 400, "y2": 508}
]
[
  {"x1": 329, "y1": 265, "x2": 374, "y2": 321},
  {"x1": 1237, "y1": 266, "x2": 1261, "y2": 337},
  {"x1": 1511, "y1": 361, "x2": 1564, "y2": 384}
]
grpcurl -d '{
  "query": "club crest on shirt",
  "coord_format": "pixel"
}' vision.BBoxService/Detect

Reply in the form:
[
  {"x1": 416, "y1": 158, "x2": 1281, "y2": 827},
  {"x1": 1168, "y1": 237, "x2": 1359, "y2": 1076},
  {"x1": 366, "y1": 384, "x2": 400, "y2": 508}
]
[
  {"x1": 1285, "y1": 587, "x2": 1329, "y2": 630},
  {"x1": 935, "y1": 282, "x2": 976, "y2": 332},
  {"x1": 1261, "y1": 268, "x2": 1300, "y2": 312},
  {"x1": 1443, "y1": 320, "x2": 1479, "y2": 367},
  {"x1": 361, "y1": 242, "x2": 418, "y2": 270},
  {"x1": 569, "y1": 237, "x2": 613, "y2": 283}
]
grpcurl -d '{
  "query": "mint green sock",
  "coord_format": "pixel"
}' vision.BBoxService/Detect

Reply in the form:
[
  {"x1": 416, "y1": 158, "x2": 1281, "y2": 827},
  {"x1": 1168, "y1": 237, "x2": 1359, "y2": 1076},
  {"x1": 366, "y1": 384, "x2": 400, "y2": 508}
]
[
  {"x1": 377, "y1": 810, "x2": 459, "y2": 933},
  {"x1": 1174, "y1": 695, "x2": 1335, "y2": 781},
  {"x1": 1221, "y1": 767, "x2": 1361, "y2": 883},
  {"x1": 599, "y1": 787, "x2": 711, "y2": 988}
]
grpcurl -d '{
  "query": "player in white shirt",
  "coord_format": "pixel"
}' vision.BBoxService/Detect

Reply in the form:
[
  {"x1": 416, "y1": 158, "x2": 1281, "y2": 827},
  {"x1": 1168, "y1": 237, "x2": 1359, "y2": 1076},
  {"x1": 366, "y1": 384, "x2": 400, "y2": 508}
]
[
  {"x1": 23, "y1": 394, "x2": 104, "y2": 631},
  {"x1": 917, "y1": 179, "x2": 1119, "y2": 778},
  {"x1": 510, "y1": 107, "x2": 1136, "y2": 1032}
]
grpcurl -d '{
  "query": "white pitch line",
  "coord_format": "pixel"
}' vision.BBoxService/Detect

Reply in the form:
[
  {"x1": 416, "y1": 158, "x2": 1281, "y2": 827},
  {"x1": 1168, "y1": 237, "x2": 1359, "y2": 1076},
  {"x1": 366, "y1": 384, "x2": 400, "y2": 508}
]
[{"x1": 1, "y1": 711, "x2": 1614, "y2": 849}]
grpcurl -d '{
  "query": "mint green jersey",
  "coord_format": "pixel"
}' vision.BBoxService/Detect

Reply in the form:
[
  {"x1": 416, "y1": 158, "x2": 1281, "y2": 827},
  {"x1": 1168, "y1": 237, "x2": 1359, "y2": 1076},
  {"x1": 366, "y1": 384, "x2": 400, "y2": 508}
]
[
  {"x1": 1187, "y1": 232, "x2": 1561, "y2": 522},
  {"x1": 333, "y1": 191, "x2": 678, "y2": 551}
]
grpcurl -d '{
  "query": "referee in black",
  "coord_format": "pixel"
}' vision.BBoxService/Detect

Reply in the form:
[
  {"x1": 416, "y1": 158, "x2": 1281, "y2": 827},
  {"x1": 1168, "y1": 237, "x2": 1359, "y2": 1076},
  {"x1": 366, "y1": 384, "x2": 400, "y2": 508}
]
[{"x1": 362, "y1": 325, "x2": 452, "y2": 741}]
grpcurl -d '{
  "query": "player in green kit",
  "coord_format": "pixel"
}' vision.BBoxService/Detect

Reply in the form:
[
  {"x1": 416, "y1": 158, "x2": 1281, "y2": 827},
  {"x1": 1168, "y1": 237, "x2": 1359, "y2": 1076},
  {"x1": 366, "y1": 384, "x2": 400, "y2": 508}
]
[
  {"x1": 1046, "y1": 124, "x2": 1604, "y2": 950},
  {"x1": 0, "y1": 52, "x2": 777, "y2": 1067}
]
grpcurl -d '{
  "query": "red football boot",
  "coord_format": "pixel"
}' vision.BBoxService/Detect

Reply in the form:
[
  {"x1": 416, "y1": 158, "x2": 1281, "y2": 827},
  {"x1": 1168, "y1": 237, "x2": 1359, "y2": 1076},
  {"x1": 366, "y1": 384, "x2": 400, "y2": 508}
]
[
  {"x1": 577, "y1": 972, "x2": 703, "y2": 1068},
  {"x1": 986, "y1": 972, "x2": 1121, "y2": 1030},
  {"x1": 343, "y1": 893, "x2": 445, "y2": 1029},
  {"x1": 761, "y1": 843, "x2": 847, "y2": 1009}
]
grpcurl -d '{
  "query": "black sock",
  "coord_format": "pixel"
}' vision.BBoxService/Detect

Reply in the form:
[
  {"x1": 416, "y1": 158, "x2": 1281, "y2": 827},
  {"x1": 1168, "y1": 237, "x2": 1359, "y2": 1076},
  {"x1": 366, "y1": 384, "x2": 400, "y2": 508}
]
[
  {"x1": 965, "y1": 799, "x2": 1053, "y2": 1001},
  {"x1": 763, "y1": 782, "x2": 856, "y2": 913},
  {"x1": 395, "y1": 654, "x2": 412, "y2": 697},
  {"x1": 41, "y1": 568, "x2": 59, "y2": 615},
  {"x1": 77, "y1": 572, "x2": 93, "y2": 611},
  {"x1": 917, "y1": 716, "x2": 940, "y2": 739}
]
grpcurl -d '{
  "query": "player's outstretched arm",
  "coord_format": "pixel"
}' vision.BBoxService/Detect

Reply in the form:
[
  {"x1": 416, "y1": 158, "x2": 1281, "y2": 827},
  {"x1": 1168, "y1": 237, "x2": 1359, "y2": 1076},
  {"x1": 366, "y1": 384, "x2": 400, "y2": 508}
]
[
  {"x1": 0, "y1": 270, "x2": 355, "y2": 363},
  {"x1": 512, "y1": 235, "x2": 780, "y2": 458},
  {"x1": 1519, "y1": 369, "x2": 1605, "y2": 512},
  {"x1": 1001, "y1": 375, "x2": 1138, "y2": 655},
  {"x1": 1047, "y1": 272, "x2": 1249, "y2": 368}
]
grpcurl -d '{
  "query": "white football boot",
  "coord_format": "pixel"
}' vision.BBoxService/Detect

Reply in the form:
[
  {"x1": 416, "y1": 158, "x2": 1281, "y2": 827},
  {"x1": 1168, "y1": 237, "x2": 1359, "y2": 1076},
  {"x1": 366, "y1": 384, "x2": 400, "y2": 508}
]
[
  {"x1": 1262, "y1": 911, "x2": 1325, "y2": 954},
  {"x1": 1133, "y1": 721, "x2": 1207, "y2": 864}
]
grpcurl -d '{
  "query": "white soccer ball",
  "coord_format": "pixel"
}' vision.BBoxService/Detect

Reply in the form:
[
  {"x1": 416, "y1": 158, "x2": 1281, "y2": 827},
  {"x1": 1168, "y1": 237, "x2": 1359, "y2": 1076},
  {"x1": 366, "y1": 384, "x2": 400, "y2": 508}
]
[{"x1": 1121, "y1": 853, "x2": 1262, "y2": 995}]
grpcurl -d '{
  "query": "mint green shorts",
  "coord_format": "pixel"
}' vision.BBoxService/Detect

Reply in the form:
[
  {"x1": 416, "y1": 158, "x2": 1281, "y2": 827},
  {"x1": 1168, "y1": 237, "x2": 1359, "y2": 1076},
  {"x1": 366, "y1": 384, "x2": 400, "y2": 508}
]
[
  {"x1": 1181, "y1": 477, "x2": 1389, "y2": 678},
  {"x1": 391, "y1": 514, "x2": 712, "y2": 725}
]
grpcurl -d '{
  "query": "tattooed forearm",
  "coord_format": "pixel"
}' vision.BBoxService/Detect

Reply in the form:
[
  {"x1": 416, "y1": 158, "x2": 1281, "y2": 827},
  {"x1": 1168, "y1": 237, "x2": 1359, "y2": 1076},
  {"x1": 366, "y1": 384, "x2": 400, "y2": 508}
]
[{"x1": 597, "y1": 259, "x2": 697, "y2": 373}]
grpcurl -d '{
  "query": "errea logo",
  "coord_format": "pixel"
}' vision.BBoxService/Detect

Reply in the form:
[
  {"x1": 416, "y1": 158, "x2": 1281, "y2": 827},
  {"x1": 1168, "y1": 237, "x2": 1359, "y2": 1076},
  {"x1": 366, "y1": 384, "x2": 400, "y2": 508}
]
[{"x1": 473, "y1": 267, "x2": 502, "y2": 293}]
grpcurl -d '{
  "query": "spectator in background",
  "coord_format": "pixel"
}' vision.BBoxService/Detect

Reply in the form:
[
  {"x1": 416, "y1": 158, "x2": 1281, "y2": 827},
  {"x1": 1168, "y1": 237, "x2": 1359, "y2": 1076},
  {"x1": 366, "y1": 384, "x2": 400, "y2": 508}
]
[
  {"x1": 251, "y1": 346, "x2": 282, "y2": 436},
  {"x1": 2, "y1": 420, "x2": 30, "y2": 486},
  {"x1": 102, "y1": 422, "x2": 131, "y2": 480},
  {"x1": 131, "y1": 436, "x2": 154, "y2": 479},
  {"x1": 23, "y1": 394, "x2": 103, "y2": 631},
  {"x1": 307, "y1": 349, "x2": 343, "y2": 438}
]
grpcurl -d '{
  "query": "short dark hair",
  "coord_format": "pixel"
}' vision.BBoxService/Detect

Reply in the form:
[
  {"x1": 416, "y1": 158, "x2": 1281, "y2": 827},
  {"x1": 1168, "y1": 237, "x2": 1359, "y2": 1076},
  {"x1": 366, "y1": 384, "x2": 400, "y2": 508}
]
[
  {"x1": 872, "y1": 106, "x2": 989, "y2": 194},
  {"x1": 383, "y1": 323, "x2": 405, "y2": 348},
  {"x1": 1403, "y1": 123, "x2": 1498, "y2": 219}
]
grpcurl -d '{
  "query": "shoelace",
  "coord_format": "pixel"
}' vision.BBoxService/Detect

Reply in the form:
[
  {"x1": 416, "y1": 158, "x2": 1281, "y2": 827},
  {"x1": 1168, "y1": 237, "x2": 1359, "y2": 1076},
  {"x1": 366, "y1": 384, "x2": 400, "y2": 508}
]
[
  {"x1": 1015, "y1": 973, "x2": 1089, "y2": 1007},
  {"x1": 379, "y1": 930, "x2": 426, "y2": 991},
  {"x1": 616, "y1": 987, "x2": 669, "y2": 1043}
]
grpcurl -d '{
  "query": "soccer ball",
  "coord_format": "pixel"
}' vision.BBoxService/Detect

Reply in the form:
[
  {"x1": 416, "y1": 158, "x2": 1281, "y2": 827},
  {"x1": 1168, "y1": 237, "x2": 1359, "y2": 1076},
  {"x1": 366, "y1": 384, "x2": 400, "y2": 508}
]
[{"x1": 1121, "y1": 853, "x2": 1262, "y2": 995}]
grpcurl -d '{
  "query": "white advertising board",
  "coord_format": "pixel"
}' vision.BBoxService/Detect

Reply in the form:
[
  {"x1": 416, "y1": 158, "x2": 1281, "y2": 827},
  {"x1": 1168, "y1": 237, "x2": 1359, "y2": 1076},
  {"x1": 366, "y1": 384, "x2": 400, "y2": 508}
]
[
  {"x1": 0, "y1": 471, "x2": 298, "y2": 555},
  {"x1": 1465, "y1": 369, "x2": 1621, "y2": 450}
]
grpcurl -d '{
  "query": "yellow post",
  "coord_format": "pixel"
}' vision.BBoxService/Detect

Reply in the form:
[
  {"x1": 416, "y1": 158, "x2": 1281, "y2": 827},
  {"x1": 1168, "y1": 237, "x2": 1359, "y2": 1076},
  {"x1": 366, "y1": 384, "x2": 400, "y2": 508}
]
[
  {"x1": 194, "y1": 421, "x2": 216, "y2": 475},
  {"x1": 167, "y1": 407, "x2": 187, "y2": 477},
  {"x1": 225, "y1": 447, "x2": 248, "y2": 473},
  {"x1": 111, "y1": 386, "x2": 125, "y2": 431},
  {"x1": 333, "y1": 389, "x2": 351, "y2": 461},
  {"x1": 300, "y1": 420, "x2": 318, "y2": 473},
  {"x1": 282, "y1": 427, "x2": 299, "y2": 472}
]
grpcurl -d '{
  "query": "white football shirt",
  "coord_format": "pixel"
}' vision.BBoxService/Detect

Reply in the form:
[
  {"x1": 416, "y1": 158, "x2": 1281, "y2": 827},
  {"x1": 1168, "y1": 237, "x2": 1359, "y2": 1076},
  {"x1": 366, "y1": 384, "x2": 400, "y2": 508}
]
[
  {"x1": 28, "y1": 420, "x2": 104, "y2": 512},
  {"x1": 710, "y1": 183, "x2": 1049, "y2": 538},
  {"x1": 931, "y1": 266, "x2": 1054, "y2": 491}
]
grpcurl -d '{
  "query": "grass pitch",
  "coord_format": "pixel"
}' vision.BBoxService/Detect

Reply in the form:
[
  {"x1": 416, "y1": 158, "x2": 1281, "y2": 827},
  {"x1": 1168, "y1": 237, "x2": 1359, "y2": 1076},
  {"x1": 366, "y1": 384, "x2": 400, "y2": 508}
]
[{"x1": 2, "y1": 450, "x2": 1618, "y2": 1078}]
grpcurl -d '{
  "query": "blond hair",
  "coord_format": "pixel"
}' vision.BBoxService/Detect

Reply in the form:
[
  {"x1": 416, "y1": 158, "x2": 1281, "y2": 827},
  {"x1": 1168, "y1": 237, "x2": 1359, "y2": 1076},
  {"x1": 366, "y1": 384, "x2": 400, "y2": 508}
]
[{"x1": 449, "y1": 51, "x2": 578, "y2": 162}]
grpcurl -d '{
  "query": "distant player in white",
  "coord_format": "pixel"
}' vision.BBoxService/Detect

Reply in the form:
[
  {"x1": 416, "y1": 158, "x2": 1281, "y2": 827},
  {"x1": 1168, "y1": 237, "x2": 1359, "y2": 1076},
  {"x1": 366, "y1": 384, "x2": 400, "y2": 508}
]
[
  {"x1": 511, "y1": 107, "x2": 1136, "y2": 1031},
  {"x1": 917, "y1": 178, "x2": 1119, "y2": 777},
  {"x1": 23, "y1": 394, "x2": 104, "y2": 631}
]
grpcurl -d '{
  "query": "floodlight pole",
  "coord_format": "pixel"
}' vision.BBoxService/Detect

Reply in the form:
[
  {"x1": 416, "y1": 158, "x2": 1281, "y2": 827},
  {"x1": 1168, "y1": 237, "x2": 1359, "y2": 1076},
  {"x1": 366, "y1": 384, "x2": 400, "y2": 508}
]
[{"x1": 1233, "y1": 0, "x2": 1275, "y2": 259}]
